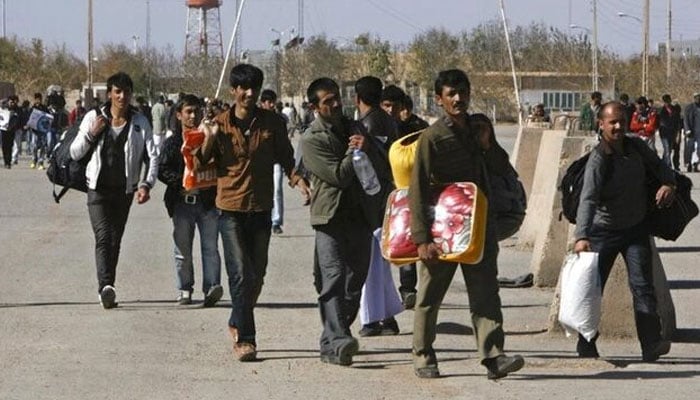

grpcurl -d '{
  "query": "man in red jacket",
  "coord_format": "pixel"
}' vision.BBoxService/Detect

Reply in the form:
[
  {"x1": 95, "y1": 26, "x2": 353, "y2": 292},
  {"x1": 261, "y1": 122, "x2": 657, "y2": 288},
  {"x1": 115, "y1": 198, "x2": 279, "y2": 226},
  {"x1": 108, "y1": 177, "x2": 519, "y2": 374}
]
[{"x1": 630, "y1": 96, "x2": 658, "y2": 151}]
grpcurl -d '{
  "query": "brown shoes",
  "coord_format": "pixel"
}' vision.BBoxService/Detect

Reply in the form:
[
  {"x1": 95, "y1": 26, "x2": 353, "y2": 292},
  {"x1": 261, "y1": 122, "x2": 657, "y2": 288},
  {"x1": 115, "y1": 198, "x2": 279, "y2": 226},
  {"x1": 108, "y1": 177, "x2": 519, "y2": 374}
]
[{"x1": 228, "y1": 326, "x2": 257, "y2": 362}]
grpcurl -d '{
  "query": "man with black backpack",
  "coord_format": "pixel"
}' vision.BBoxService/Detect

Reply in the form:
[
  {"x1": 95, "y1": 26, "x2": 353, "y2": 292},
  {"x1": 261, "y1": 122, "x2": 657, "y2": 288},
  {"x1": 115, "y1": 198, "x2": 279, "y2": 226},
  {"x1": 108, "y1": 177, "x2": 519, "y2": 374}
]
[
  {"x1": 69, "y1": 72, "x2": 158, "y2": 309},
  {"x1": 573, "y1": 101, "x2": 676, "y2": 362}
]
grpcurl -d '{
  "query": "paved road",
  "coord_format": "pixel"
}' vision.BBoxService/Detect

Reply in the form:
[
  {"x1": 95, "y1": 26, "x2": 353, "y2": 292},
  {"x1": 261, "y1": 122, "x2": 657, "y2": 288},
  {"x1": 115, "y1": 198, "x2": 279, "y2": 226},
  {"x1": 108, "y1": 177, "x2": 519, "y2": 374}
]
[{"x1": 1, "y1": 126, "x2": 699, "y2": 399}]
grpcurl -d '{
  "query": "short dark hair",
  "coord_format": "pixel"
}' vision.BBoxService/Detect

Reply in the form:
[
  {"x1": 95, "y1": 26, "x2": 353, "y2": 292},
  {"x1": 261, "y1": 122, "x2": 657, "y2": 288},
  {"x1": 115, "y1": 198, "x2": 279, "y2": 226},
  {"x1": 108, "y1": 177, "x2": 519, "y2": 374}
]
[
  {"x1": 229, "y1": 63, "x2": 264, "y2": 90},
  {"x1": 260, "y1": 89, "x2": 277, "y2": 103},
  {"x1": 662, "y1": 94, "x2": 672, "y2": 103},
  {"x1": 306, "y1": 77, "x2": 339, "y2": 106},
  {"x1": 176, "y1": 94, "x2": 203, "y2": 112},
  {"x1": 381, "y1": 85, "x2": 406, "y2": 105},
  {"x1": 434, "y1": 69, "x2": 470, "y2": 96},
  {"x1": 33, "y1": 92, "x2": 42, "y2": 100},
  {"x1": 355, "y1": 76, "x2": 383, "y2": 107},
  {"x1": 403, "y1": 95, "x2": 414, "y2": 111},
  {"x1": 591, "y1": 91, "x2": 602, "y2": 100},
  {"x1": 636, "y1": 96, "x2": 648, "y2": 105},
  {"x1": 619, "y1": 93, "x2": 629, "y2": 102},
  {"x1": 106, "y1": 72, "x2": 134, "y2": 93}
]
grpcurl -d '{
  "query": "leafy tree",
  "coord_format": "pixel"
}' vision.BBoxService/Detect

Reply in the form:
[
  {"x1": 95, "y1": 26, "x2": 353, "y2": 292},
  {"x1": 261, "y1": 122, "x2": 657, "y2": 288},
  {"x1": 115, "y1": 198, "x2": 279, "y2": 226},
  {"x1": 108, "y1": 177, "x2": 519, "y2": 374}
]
[{"x1": 406, "y1": 28, "x2": 464, "y2": 91}]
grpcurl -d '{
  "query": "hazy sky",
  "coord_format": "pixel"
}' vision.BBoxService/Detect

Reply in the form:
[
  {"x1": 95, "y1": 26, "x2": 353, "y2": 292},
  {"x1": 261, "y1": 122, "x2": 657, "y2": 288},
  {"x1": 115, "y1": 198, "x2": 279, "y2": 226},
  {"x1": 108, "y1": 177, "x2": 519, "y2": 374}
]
[{"x1": 3, "y1": 0, "x2": 700, "y2": 61}]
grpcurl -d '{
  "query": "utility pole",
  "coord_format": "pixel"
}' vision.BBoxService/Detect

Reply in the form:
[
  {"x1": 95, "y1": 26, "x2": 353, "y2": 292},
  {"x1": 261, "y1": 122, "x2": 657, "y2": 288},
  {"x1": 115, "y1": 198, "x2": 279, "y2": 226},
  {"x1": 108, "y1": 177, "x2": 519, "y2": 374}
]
[
  {"x1": 298, "y1": 0, "x2": 304, "y2": 38},
  {"x1": 666, "y1": 0, "x2": 672, "y2": 81},
  {"x1": 146, "y1": 0, "x2": 152, "y2": 99},
  {"x1": 642, "y1": 0, "x2": 650, "y2": 95},
  {"x1": 88, "y1": 0, "x2": 94, "y2": 93},
  {"x1": 592, "y1": 0, "x2": 599, "y2": 91},
  {"x1": 2, "y1": 0, "x2": 6, "y2": 38},
  {"x1": 499, "y1": 0, "x2": 522, "y2": 126}
]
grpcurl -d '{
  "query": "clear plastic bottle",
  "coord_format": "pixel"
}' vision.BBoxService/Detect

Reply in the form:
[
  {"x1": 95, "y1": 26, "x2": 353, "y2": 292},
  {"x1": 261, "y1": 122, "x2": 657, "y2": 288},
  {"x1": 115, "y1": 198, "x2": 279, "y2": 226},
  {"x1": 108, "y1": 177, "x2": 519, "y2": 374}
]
[{"x1": 352, "y1": 149, "x2": 381, "y2": 195}]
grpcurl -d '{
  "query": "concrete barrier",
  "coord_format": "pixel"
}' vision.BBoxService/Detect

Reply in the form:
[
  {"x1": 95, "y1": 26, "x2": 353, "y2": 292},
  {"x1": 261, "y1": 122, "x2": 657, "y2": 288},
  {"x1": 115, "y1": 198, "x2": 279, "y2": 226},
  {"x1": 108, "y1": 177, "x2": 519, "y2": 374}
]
[
  {"x1": 510, "y1": 126, "x2": 547, "y2": 200},
  {"x1": 529, "y1": 135, "x2": 597, "y2": 286},
  {"x1": 548, "y1": 238, "x2": 676, "y2": 340}
]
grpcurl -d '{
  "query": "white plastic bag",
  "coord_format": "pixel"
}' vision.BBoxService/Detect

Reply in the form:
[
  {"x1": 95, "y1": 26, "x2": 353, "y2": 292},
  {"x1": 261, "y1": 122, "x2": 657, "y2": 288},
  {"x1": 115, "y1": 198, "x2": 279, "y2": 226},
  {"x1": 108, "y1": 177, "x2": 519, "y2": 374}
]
[{"x1": 558, "y1": 252, "x2": 601, "y2": 341}]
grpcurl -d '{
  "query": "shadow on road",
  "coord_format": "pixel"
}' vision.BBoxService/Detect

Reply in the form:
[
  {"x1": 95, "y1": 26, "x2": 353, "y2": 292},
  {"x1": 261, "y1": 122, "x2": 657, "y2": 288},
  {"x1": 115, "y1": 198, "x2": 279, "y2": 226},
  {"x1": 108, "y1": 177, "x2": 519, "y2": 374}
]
[
  {"x1": 657, "y1": 246, "x2": 700, "y2": 253},
  {"x1": 668, "y1": 280, "x2": 700, "y2": 290}
]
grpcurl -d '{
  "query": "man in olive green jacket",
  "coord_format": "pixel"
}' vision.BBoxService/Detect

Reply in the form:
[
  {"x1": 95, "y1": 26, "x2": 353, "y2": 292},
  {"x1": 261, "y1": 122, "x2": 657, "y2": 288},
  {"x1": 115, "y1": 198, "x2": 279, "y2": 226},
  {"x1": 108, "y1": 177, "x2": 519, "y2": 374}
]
[
  {"x1": 408, "y1": 69, "x2": 524, "y2": 380},
  {"x1": 301, "y1": 77, "x2": 391, "y2": 366}
]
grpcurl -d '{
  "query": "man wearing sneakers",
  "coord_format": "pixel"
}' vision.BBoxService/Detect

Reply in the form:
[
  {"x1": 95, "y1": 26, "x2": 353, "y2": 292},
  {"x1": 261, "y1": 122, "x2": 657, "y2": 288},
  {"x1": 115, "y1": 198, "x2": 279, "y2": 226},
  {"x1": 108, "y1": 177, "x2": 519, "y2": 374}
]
[
  {"x1": 70, "y1": 72, "x2": 158, "y2": 309},
  {"x1": 409, "y1": 69, "x2": 524, "y2": 379},
  {"x1": 158, "y1": 94, "x2": 223, "y2": 307},
  {"x1": 29, "y1": 92, "x2": 49, "y2": 170}
]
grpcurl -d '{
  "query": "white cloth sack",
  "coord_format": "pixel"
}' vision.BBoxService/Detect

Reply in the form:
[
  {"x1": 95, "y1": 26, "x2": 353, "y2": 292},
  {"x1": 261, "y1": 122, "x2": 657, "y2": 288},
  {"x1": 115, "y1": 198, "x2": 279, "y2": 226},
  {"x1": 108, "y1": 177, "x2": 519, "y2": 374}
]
[
  {"x1": 558, "y1": 251, "x2": 601, "y2": 341},
  {"x1": 693, "y1": 141, "x2": 699, "y2": 165},
  {"x1": 359, "y1": 228, "x2": 404, "y2": 325}
]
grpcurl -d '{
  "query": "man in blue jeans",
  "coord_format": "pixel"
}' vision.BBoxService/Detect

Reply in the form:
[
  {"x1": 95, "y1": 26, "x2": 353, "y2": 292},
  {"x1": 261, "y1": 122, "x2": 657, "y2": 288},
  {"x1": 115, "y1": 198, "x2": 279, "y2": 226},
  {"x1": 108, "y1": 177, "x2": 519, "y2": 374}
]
[
  {"x1": 195, "y1": 64, "x2": 310, "y2": 362},
  {"x1": 158, "y1": 94, "x2": 222, "y2": 307},
  {"x1": 574, "y1": 101, "x2": 676, "y2": 361}
]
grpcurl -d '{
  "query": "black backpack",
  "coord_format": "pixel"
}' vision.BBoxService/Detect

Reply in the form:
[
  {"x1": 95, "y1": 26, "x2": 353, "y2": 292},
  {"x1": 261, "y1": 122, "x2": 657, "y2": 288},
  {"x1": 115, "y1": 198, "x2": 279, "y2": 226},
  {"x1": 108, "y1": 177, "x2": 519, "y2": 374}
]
[
  {"x1": 46, "y1": 124, "x2": 95, "y2": 203},
  {"x1": 559, "y1": 151, "x2": 594, "y2": 224}
]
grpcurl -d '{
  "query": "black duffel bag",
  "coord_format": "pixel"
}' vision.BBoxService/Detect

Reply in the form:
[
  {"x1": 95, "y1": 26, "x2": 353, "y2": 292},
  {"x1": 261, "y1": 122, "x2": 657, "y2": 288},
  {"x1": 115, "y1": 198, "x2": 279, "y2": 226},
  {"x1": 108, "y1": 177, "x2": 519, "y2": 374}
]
[{"x1": 647, "y1": 171, "x2": 698, "y2": 241}]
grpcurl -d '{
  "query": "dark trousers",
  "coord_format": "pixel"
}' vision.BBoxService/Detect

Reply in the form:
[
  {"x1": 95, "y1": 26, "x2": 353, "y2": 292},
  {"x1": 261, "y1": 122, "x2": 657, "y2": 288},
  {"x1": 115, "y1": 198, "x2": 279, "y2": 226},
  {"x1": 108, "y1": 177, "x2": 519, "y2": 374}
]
[
  {"x1": 313, "y1": 219, "x2": 372, "y2": 355},
  {"x1": 589, "y1": 222, "x2": 662, "y2": 351},
  {"x1": 219, "y1": 211, "x2": 271, "y2": 345},
  {"x1": 399, "y1": 263, "x2": 417, "y2": 293},
  {"x1": 1, "y1": 130, "x2": 14, "y2": 166},
  {"x1": 87, "y1": 189, "x2": 133, "y2": 293}
]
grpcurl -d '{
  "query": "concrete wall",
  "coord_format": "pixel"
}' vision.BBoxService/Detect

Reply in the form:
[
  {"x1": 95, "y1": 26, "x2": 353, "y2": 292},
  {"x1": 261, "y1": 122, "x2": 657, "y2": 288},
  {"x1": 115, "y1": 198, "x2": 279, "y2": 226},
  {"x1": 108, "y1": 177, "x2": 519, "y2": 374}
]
[
  {"x1": 510, "y1": 126, "x2": 547, "y2": 201},
  {"x1": 529, "y1": 135, "x2": 598, "y2": 287},
  {"x1": 548, "y1": 238, "x2": 676, "y2": 340}
]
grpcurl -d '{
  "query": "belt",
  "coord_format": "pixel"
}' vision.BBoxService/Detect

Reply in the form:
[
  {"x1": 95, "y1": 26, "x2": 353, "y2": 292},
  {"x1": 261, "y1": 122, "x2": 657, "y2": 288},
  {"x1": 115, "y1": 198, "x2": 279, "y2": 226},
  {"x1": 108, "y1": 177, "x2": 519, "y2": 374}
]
[{"x1": 184, "y1": 194, "x2": 198, "y2": 205}]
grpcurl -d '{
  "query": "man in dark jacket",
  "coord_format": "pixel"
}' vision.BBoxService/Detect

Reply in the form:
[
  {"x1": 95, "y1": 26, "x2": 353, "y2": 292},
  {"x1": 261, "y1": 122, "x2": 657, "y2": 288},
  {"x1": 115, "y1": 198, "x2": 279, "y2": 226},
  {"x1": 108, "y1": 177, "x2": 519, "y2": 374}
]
[
  {"x1": 356, "y1": 76, "x2": 398, "y2": 152},
  {"x1": 683, "y1": 93, "x2": 700, "y2": 172},
  {"x1": 657, "y1": 94, "x2": 682, "y2": 169},
  {"x1": 574, "y1": 101, "x2": 675, "y2": 362},
  {"x1": 1, "y1": 95, "x2": 21, "y2": 168},
  {"x1": 158, "y1": 94, "x2": 222, "y2": 307},
  {"x1": 409, "y1": 69, "x2": 523, "y2": 380},
  {"x1": 301, "y1": 77, "x2": 391, "y2": 367}
]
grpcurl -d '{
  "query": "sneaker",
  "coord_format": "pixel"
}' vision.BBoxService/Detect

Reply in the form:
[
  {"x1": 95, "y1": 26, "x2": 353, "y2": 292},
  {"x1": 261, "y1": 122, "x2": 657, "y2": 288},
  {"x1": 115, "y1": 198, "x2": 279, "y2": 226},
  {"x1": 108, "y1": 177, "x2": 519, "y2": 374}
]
[
  {"x1": 642, "y1": 340, "x2": 671, "y2": 362},
  {"x1": 29, "y1": 162, "x2": 36, "y2": 169},
  {"x1": 37, "y1": 163, "x2": 44, "y2": 170},
  {"x1": 176, "y1": 290, "x2": 192, "y2": 305},
  {"x1": 99, "y1": 285, "x2": 117, "y2": 309},
  {"x1": 359, "y1": 322, "x2": 382, "y2": 337},
  {"x1": 272, "y1": 225, "x2": 283, "y2": 234},
  {"x1": 12, "y1": 160, "x2": 18, "y2": 165},
  {"x1": 414, "y1": 365, "x2": 440, "y2": 379},
  {"x1": 483, "y1": 354, "x2": 525, "y2": 380},
  {"x1": 203, "y1": 285, "x2": 223, "y2": 307},
  {"x1": 233, "y1": 342, "x2": 257, "y2": 362},
  {"x1": 400, "y1": 291, "x2": 417, "y2": 310}
]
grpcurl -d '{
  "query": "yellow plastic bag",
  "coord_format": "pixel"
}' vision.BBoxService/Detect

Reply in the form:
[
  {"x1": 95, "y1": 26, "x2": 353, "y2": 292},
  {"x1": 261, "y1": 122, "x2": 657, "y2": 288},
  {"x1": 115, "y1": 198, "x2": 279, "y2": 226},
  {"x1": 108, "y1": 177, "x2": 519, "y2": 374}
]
[{"x1": 388, "y1": 130, "x2": 424, "y2": 189}]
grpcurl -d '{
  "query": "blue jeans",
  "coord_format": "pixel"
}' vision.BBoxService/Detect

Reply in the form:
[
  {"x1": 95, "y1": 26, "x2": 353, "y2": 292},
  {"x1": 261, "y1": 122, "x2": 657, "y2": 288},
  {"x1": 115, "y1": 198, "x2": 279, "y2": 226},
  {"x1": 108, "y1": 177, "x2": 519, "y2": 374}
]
[
  {"x1": 588, "y1": 221, "x2": 662, "y2": 351},
  {"x1": 271, "y1": 163, "x2": 284, "y2": 227},
  {"x1": 172, "y1": 201, "x2": 221, "y2": 294},
  {"x1": 684, "y1": 134, "x2": 700, "y2": 167},
  {"x1": 219, "y1": 210, "x2": 272, "y2": 345},
  {"x1": 314, "y1": 219, "x2": 372, "y2": 355},
  {"x1": 32, "y1": 130, "x2": 47, "y2": 164},
  {"x1": 660, "y1": 135, "x2": 673, "y2": 167}
]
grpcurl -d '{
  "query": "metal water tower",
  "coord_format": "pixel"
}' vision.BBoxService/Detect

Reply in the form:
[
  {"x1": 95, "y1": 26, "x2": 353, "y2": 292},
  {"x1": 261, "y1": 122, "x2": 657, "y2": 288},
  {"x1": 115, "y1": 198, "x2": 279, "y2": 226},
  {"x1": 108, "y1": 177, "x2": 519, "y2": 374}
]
[{"x1": 185, "y1": 0, "x2": 224, "y2": 60}]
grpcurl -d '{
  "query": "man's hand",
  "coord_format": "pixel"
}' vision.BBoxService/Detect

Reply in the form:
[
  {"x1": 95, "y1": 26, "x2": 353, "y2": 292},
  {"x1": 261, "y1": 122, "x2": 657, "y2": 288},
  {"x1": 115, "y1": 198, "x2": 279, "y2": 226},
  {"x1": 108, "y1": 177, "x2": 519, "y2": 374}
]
[
  {"x1": 136, "y1": 187, "x2": 151, "y2": 204},
  {"x1": 90, "y1": 115, "x2": 108, "y2": 138},
  {"x1": 573, "y1": 239, "x2": 591, "y2": 254},
  {"x1": 655, "y1": 184, "x2": 675, "y2": 208},
  {"x1": 348, "y1": 134, "x2": 366, "y2": 151},
  {"x1": 199, "y1": 119, "x2": 219, "y2": 137},
  {"x1": 296, "y1": 179, "x2": 312, "y2": 205},
  {"x1": 417, "y1": 243, "x2": 443, "y2": 266}
]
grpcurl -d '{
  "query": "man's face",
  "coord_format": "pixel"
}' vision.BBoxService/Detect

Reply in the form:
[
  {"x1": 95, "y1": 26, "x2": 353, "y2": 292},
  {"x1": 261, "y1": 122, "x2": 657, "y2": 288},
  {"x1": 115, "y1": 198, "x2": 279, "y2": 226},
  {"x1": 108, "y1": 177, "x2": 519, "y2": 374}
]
[
  {"x1": 381, "y1": 100, "x2": 401, "y2": 120},
  {"x1": 694, "y1": 95, "x2": 700, "y2": 105},
  {"x1": 435, "y1": 83, "x2": 470, "y2": 119},
  {"x1": 399, "y1": 107, "x2": 411, "y2": 122},
  {"x1": 108, "y1": 85, "x2": 132, "y2": 111},
  {"x1": 636, "y1": 102, "x2": 646, "y2": 112},
  {"x1": 599, "y1": 105, "x2": 625, "y2": 144},
  {"x1": 231, "y1": 85, "x2": 260, "y2": 110},
  {"x1": 592, "y1": 96, "x2": 602, "y2": 105},
  {"x1": 260, "y1": 99, "x2": 275, "y2": 111},
  {"x1": 177, "y1": 104, "x2": 202, "y2": 130},
  {"x1": 8, "y1": 98, "x2": 17, "y2": 109},
  {"x1": 313, "y1": 89, "x2": 343, "y2": 123}
]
